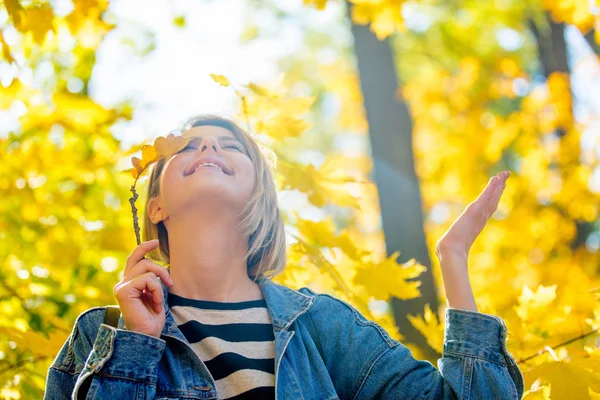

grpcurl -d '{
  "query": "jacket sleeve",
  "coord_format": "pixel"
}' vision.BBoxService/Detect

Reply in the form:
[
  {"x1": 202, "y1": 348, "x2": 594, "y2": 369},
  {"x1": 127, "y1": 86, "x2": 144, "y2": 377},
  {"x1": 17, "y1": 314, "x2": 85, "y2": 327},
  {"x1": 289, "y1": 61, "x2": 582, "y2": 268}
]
[
  {"x1": 301, "y1": 290, "x2": 524, "y2": 400},
  {"x1": 43, "y1": 307, "x2": 166, "y2": 400}
]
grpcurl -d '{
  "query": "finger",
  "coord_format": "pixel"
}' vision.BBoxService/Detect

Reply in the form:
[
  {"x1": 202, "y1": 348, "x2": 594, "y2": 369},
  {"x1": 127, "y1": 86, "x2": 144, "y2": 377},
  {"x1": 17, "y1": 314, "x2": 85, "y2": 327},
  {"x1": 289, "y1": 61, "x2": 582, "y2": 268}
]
[
  {"x1": 462, "y1": 177, "x2": 501, "y2": 224},
  {"x1": 142, "y1": 289, "x2": 155, "y2": 310},
  {"x1": 124, "y1": 239, "x2": 160, "y2": 273},
  {"x1": 488, "y1": 172, "x2": 509, "y2": 201},
  {"x1": 474, "y1": 172, "x2": 510, "y2": 211},
  {"x1": 115, "y1": 271, "x2": 164, "y2": 313},
  {"x1": 126, "y1": 259, "x2": 173, "y2": 287}
]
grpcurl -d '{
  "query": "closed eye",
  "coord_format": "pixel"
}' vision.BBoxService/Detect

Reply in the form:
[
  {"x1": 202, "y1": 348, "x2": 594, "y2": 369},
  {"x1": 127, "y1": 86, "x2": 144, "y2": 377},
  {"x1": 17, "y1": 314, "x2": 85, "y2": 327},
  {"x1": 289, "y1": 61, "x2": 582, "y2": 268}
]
[
  {"x1": 224, "y1": 144, "x2": 244, "y2": 152},
  {"x1": 178, "y1": 145, "x2": 196, "y2": 152},
  {"x1": 177, "y1": 140, "x2": 245, "y2": 153}
]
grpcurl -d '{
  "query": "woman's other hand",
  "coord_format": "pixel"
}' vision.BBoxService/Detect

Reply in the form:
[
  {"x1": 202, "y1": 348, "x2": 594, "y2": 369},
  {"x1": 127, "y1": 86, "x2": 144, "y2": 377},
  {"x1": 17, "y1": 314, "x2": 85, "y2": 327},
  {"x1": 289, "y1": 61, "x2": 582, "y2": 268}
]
[
  {"x1": 436, "y1": 171, "x2": 510, "y2": 260},
  {"x1": 435, "y1": 171, "x2": 510, "y2": 311},
  {"x1": 113, "y1": 239, "x2": 173, "y2": 337}
]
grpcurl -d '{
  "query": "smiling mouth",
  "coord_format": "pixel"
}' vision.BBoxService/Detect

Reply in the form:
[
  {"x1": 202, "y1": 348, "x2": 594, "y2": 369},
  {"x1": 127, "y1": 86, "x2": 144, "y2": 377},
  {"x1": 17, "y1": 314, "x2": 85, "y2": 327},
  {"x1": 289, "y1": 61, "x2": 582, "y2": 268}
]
[{"x1": 191, "y1": 162, "x2": 223, "y2": 174}]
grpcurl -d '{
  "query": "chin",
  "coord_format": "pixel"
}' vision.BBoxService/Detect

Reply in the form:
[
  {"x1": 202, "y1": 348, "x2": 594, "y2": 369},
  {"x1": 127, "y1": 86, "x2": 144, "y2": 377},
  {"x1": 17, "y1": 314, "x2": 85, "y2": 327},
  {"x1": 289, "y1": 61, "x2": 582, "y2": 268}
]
[{"x1": 184, "y1": 182, "x2": 248, "y2": 210}]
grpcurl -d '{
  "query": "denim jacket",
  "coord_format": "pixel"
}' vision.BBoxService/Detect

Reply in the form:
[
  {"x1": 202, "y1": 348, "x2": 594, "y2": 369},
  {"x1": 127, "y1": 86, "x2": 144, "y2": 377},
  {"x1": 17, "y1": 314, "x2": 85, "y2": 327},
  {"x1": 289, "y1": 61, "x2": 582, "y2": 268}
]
[{"x1": 44, "y1": 277, "x2": 524, "y2": 399}]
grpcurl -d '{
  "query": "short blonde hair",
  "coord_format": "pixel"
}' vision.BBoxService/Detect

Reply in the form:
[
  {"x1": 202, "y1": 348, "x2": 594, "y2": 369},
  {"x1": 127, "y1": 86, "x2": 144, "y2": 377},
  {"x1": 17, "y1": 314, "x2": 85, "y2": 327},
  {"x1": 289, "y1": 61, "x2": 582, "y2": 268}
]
[{"x1": 143, "y1": 114, "x2": 286, "y2": 281}]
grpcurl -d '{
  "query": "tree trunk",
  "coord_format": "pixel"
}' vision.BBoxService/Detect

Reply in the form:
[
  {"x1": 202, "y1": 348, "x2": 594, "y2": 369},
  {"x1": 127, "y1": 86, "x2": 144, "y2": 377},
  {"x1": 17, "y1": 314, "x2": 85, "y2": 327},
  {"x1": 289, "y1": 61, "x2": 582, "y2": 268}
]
[
  {"x1": 530, "y1": 15, "x2": 569, "y2": 76},
  {"x1": 346, "y1": 3, "x2": 440, "y2": 360}
]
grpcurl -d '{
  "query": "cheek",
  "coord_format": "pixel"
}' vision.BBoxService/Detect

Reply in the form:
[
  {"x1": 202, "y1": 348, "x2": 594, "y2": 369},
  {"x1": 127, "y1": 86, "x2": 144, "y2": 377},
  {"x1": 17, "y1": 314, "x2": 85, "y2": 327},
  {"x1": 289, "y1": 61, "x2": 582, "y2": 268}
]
[
  {"x1": 159, "y1": 159, "x2": 184, "y2": 191},
  {"x1": 240, "y1": 161, "x2": 256, "y2": 193}
]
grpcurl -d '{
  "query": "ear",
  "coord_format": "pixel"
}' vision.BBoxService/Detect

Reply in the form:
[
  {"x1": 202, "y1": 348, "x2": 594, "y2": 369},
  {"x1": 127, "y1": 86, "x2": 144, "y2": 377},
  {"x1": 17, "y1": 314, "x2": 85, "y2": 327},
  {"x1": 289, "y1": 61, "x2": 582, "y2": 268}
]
[{"x1": 148, "y1": 196, "x2": 168, "y2": 224}]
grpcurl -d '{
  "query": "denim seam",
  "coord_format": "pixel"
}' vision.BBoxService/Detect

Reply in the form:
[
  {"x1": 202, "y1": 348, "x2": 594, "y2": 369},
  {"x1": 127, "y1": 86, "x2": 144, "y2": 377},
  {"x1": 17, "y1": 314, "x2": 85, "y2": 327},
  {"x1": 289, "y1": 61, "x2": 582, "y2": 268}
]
[
  {"x1": 85, "y1": 371, "x2": 158, "y2": 385},
  {"x1": 48, "y1": 365, "x2": 83, "y2": 375},
  {"x1": 317, "y1": 293, "x2": 396, "y2": 348},
  {"x1": 156, "y1": 388, "x2": 217, "y2": 399},
  {"x1": 281, "y1": 293, "x2": 315, "y2": 332},
  {"x1": 502, "y1": 367, "x2": 519, "y2": 400},
  {"x1": 463, "y1": 357, "x2": 473, "y2": 400},
  {"x1": 56, "y1": 307, "x2": 106, "y2": 370},
  {"x1": 352, "y1": 346, "x2": 391, "y2": 400},
  {"x1": 443, "y1": 350, "x2": 507, "y2": 367},
  {"x1": 85, "y1": 374, "x2": 144, "y2": 399}
]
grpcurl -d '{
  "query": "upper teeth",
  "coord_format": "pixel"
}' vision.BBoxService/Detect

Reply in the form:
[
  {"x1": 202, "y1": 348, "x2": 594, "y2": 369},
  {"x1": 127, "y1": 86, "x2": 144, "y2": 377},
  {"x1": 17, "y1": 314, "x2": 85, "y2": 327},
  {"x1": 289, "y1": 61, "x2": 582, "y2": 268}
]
[{"x1": 194, "y1": 162, "x2": 222, "y2": 172}]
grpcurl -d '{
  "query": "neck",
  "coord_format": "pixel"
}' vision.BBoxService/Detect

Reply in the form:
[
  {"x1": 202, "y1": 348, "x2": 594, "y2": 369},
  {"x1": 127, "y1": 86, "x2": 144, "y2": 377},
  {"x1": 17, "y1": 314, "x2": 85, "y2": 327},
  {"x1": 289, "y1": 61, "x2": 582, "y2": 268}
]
[{"x1": 165, "y1": 212, "x2": 262, "y2": 302}]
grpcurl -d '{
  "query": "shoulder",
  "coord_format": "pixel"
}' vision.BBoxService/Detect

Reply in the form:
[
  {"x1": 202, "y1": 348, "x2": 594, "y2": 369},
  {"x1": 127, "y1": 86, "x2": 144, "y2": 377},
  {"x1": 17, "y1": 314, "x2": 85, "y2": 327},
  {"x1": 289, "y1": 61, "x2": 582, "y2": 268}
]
[
  {"x1": 65, "y1": 306, "x2": 114, "y2": 351},
  {"x1": 297, "y1": 287, "x2": 397, "y2": 349},
  {"x1": 73, "y1": 306, "x2": 106, "y2": 331},
  {"x1": 49, "y1": 306, "x2": 109, "y2": 373}
]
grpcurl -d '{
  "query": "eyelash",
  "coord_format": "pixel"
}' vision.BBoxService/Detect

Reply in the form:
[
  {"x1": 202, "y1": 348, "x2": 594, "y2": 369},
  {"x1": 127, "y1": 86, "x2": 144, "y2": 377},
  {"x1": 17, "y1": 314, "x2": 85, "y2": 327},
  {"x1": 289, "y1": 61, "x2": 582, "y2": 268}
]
[{"x1": 179, "y1": 144, "x2": 243, "y2": 152}]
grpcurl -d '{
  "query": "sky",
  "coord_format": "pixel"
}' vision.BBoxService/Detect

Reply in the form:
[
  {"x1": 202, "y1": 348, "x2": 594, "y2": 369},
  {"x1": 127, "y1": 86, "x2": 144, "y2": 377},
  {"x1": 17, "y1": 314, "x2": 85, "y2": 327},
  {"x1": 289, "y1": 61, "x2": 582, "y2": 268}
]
[{"x1": 90, "y1": 0, "x2": 342, "y2": 149}]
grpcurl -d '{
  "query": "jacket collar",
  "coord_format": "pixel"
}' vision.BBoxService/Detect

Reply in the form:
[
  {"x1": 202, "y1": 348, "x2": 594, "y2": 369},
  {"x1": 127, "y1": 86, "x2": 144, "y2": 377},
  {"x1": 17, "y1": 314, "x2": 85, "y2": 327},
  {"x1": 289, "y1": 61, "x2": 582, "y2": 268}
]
[{"x1": 158, "y1": 275, "x2": 315, "y2": 337}]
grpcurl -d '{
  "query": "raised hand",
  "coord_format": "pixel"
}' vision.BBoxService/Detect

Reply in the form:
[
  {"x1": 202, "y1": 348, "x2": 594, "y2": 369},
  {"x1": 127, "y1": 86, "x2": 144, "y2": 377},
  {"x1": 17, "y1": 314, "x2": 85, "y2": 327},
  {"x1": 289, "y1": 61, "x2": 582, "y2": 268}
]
[
  {"x1": 435, "y1": 171, "x2": 510, "y2": 311},
  {"x1": 113, "y1": 239, "x2": 173, "y2": 337},
  {"x1": 436, "y1": 171, "x2": 510, "y2": 258}
]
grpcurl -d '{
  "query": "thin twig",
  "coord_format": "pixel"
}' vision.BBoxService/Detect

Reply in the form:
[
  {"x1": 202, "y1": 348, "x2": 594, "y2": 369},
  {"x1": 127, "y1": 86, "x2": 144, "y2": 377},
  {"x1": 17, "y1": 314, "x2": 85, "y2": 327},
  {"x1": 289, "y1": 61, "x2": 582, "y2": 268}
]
[
  {"x1": 129, "y1": 179, "x2": 141, "y2": 246},
  {"x1": 517, "y1": 327, "x2": 600, "y2": 364}
]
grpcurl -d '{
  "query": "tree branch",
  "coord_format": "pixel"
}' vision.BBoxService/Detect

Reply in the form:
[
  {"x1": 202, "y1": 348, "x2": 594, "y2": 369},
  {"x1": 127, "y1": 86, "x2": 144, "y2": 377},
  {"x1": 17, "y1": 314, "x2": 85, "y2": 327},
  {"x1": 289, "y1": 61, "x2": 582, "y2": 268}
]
[{"x1": 517, "y1": 327, "x2": 600, "y2": 364}]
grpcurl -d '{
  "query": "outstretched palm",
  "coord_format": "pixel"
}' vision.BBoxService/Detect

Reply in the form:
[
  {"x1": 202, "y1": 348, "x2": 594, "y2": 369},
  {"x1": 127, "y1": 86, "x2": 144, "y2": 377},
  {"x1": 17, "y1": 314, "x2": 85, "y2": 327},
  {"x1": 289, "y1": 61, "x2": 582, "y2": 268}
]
[{"x1": 436, "y1": 171, "x2": 510, "y2": 258}]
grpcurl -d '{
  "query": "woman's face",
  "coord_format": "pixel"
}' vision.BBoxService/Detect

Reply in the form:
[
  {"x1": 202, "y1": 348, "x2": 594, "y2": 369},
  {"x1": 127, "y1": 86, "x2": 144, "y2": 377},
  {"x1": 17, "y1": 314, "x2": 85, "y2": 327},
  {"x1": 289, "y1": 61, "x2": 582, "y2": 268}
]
[{"x1": 156, "y1": 125, "x2": 256, "y2": 220}]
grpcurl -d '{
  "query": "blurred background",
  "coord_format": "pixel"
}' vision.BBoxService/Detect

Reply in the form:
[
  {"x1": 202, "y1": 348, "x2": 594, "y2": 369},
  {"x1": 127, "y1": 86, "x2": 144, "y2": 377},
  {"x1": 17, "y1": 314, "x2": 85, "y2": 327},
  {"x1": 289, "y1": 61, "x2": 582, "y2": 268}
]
[{"x1": 1, "y1": 0, "x2": 600, "y2": 398}]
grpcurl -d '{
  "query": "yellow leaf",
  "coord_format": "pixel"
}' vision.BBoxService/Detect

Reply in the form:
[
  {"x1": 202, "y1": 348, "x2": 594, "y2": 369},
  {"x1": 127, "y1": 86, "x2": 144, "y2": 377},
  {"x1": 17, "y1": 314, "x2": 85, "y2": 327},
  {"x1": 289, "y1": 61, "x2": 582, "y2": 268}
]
[
  {"x1": 523, "y1": 384, "x2": 551, "y2": 399},
  {"x1": 0, "y1": 327, "x2": 65, "y2": 358},
  {"x1": 21, "y1": 5, "x2": 55, "y2": 44},
  {"x1": 210, "y1": 73, "x2": 230, "y2": 87},
  {"x1": 246, "y1": 82, "x2": 272, "y2": 97},
  {"x1": 515, "y1": 284, "x2": 558, "y2": 321},
  {"x1": 353, "y1": 252, "x2": 427, "y2": 301},
  {"x1": 4, "y1": 0, "x2": 23, "y2": 28},
  {"x1": 131, "y1": 143, "x2": 160, "y2": 178},
  {"x1": 0, "y1": 30, "x2": 16, "y2": 64},
  {"x1": 524, "y1": 361, "x2": 600, "y2": 399},
  {"x1": 131, "y1": 156, "x2": 143, "y2": 179},
  {"x1": 303, "y1": 0, "x2": 328, "y2": 10},
  {"x1": 407, "y1": 304, "x2": 444, "y2": 353},
  {"x1": 153, "y1": 133, "x2": 188, "y2": 158},
  {"x1": 296, "y1": 218, "x2": 363, "y2": 260},
  {"x1": 173, "y1": 15, "x2": 186, "y2": 27}
]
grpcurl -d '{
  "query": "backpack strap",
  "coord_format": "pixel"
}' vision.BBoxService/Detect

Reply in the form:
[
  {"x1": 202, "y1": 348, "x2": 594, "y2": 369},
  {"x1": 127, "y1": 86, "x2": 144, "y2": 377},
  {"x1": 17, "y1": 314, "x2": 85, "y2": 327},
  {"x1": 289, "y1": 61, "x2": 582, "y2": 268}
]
[{"x1": 104, "y1": 305, "x2": 121, "y2": 328}]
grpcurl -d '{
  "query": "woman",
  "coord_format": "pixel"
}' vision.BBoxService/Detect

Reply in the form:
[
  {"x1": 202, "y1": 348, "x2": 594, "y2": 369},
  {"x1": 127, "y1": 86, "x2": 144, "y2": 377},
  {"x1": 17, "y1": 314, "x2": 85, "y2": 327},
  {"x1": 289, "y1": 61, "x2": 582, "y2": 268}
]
[{"x1": 44, "y1": 115, "x2": 524, "y2": 399}]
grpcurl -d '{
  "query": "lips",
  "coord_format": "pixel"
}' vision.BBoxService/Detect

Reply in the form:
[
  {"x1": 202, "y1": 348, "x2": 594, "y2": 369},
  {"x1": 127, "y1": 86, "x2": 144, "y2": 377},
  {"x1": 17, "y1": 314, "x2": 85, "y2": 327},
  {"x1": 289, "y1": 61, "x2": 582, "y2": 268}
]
[{"x1": 184, "y1": 157, "x2": 232, "y2": 176}]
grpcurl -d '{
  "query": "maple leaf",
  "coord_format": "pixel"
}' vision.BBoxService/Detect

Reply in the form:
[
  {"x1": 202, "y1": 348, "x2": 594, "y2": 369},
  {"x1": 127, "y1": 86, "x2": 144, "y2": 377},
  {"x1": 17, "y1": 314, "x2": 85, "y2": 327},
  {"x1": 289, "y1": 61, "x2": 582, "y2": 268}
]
[
  {"x1": 515, "y1": 284, "x2": 558, "y2": 321},
  {"x1": 524, "y1": 360, "x2": 600, "y2": 400},
  {"x1": 407, "y1": 304, "x2": 445, "y2": 353},
  {"x1": 246, "y1": 82, "x2": 273, "y2": 97},
  {"x1": 210, "y1": 73, "x2": 230, "y2": 87},
  {"x1": 22, "y1": 5, "x2": 55, "y2": 44},
  {"x1": 131, "y1": 144, "x2": 158, "y2": 179},
  {"x1": 353, "y1": 252, "x2": 427, "y2": 301},
  {"x1": 154, "y1": 133, "x2": 188, "y2": 158}
]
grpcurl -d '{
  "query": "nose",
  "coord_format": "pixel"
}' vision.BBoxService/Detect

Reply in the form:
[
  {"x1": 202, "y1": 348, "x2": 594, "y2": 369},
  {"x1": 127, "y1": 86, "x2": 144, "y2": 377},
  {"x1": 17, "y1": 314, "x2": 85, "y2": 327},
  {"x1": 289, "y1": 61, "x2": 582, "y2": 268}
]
[{"x1": 198, "y1": 136, "x2": 220, "y2": 154}]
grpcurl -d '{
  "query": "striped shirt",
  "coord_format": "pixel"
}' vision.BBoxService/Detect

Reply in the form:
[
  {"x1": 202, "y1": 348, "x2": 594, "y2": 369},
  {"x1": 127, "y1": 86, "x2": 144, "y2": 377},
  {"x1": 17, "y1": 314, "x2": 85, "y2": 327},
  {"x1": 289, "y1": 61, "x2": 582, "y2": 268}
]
[{"x1": 168, "y1": 293, "x2": 276, "y2": 400}]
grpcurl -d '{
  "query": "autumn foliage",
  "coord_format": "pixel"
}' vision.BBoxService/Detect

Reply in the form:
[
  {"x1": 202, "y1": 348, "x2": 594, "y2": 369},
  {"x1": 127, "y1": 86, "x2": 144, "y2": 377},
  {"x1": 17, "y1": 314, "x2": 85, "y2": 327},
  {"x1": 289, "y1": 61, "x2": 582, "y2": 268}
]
[{"x1": 1, "y1": 0, "x2": 600, "y2": 398}]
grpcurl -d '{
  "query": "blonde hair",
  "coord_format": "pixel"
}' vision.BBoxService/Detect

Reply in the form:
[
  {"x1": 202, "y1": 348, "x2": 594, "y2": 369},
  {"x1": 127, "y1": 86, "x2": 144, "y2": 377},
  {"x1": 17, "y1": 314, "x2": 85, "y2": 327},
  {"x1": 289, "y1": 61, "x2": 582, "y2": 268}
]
[{"x1": 143, "y1": 114, "x2": 286, "y2": 281}]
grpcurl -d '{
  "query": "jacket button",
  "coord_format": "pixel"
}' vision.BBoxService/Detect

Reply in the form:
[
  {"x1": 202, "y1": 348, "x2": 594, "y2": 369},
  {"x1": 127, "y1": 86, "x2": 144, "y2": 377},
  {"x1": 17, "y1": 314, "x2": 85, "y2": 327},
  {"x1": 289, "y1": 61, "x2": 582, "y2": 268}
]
[{"x1": 199, "y1": 386, "x2": 212, "y2": 391}]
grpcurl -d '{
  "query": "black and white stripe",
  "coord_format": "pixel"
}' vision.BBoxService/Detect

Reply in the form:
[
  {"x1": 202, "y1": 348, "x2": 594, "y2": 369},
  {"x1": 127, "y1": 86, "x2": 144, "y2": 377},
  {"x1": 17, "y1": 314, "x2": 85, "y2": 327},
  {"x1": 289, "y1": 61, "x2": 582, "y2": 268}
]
[{"x1": 168, "y1": 293, "x2": 275, "y2": 399}]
